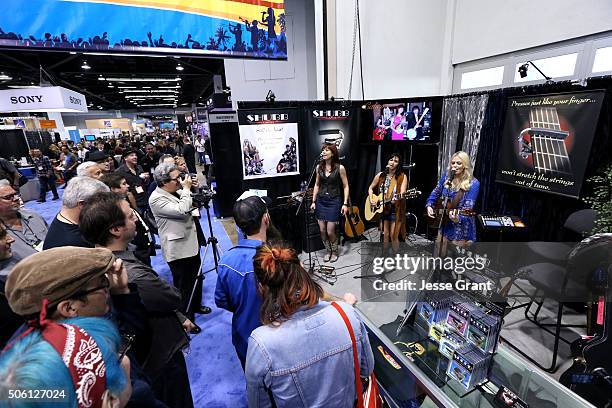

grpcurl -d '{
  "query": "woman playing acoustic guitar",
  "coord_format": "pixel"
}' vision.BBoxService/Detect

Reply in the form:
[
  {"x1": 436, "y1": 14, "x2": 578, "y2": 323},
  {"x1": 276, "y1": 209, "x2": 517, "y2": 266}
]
[
  {"x1": 367, "y1": 153, "x2": 408, "y2": 254},
  {"x1": 310, "y1": 143, "x2": 350, "y2": 262},
  {"x1": 425, "y1": 151, "x2": 480, "y2": 256}
]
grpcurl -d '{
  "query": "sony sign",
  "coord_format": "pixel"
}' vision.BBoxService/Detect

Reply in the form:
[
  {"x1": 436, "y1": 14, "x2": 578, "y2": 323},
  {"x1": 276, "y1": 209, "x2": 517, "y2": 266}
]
[
  {"x1": 246, "y1": 113, "x2": 289, "y2": 122},
  {"x1": 10, "y1": 95, "x2": 44, "y2": 104},
  {"x1": 312, "y1": 110, "x2": 350, "y2": 118},
  {"x1": 0, "y1": 86, "x2": 88, "y2": 113}
]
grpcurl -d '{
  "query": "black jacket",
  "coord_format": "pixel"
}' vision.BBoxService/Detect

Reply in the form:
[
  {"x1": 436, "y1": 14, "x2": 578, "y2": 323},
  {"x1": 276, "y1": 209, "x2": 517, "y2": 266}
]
[
  {"x1": 116, "y1": 164, "x2": 148, "y2": 208},
  {"x1": 114, "y1": 250, "x2": 189, "y2": 376}
]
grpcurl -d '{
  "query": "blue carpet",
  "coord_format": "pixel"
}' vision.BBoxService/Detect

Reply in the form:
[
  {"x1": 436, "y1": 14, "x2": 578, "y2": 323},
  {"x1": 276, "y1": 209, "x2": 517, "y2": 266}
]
[{"x1": 25, "y1": 193, "x2": 248, "y2": 407}]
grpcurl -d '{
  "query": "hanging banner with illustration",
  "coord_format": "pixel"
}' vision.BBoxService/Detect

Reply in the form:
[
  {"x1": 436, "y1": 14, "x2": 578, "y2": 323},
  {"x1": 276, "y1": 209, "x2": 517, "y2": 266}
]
[
  {"x1": 238, "y1": 108, "x2": 299, "y2": 180},
  {"x1": 0, "y1": 0, "x2": 287, "y2": 59},
  {"x1": 495, "y1": 91, "x2": 604, "y2": 198}
]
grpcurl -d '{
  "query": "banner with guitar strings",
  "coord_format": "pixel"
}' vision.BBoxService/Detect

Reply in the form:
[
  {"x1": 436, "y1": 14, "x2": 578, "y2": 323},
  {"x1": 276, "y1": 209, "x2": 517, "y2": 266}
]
[{"x1": 495, "y1": 90, "x2": 604, "y2": 198}]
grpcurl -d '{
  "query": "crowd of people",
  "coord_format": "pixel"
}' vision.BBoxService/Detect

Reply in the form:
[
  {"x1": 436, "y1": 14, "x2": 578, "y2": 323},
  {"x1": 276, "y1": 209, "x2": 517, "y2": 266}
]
[{"x1": 0, "y1": 131, "x2": 375, "y2": 408}]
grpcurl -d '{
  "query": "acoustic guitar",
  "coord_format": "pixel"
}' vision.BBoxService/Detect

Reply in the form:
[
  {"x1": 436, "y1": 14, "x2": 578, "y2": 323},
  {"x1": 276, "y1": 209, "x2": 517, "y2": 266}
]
[
  {"x1": 405, "y1": 108, "x2": 429, "y2": 140},
  {"x1": 425, "y1": 198, "x2": 476, "y2": 228},
  {"x1": 343, "y1": 198, "x2": 365, "y2": 238},
  {"x1": 364, "y1": 188, "x2": 421, "y2": 221},
  {"x1": 560, "y1": 265, "x2": 612, "y2": 407}
]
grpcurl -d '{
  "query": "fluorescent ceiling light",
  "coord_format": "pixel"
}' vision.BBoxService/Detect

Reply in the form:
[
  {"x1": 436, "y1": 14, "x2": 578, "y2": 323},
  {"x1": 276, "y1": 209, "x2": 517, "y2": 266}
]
[
  {"x1": 159, "y1": 86, "x2": 180, "y2": 89},
  {"x1": 100, "y1": 77, "x2": 182, "y2": 82},
  {"x1": 138, "y1": 103, "x2": 176, "y2": 107},
  {"x1": 176, "y1": 64, "x2": 184, "y2": 71},
  {"x1": 122, "y1": 89, "x2": 178, "y2": 93},
  {"x1": 0, "y1": 74, "x2": 13, "y2": 80},
  {"x1": 7, "y1": 85, "x2": 39, "y2": 89},
  {"x1": 81, "y1": 61, "x2": 91, "y2": 70},
  {"x1": 118, "y1": 86, "x2": 137, "y2": 89}
]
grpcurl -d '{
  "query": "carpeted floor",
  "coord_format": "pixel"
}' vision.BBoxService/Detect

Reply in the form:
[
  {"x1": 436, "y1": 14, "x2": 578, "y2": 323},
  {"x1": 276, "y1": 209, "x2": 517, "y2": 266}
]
[{"x1": 25, "y1": 190, "x2": 247, "y2": 408}]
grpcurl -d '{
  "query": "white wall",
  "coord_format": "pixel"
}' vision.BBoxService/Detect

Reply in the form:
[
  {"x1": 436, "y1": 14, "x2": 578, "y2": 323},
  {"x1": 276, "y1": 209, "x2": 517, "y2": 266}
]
[
  {"x1": 453, "y1": 0, "x2": 612, "y2": 64},
  {"x1": 224, "y1": 0, "x2": 318, "y2": 103},
  {"x1": 333, "y1": 0, "x2": 452, "y2": 100}
]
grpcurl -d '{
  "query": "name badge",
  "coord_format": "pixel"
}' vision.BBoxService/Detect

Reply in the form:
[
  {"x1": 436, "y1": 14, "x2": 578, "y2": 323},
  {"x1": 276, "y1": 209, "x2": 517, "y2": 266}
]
[
  {"x1": 38, "y1": 166, "x2": 44, "y2": 171},
  {"x1": 191, "y1": 208, "x2": 200, "y2": 217},
  {"x1": 135, "y1": 186, "x2": 144, "y2": 194},
  {"x1": 33, "y1": 240, "x2": 44, "y2": 252}
]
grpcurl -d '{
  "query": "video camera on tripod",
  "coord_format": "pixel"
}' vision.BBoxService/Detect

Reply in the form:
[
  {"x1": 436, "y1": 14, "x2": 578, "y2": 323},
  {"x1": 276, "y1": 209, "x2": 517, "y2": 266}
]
[{"x1": 191, "y1": 185, "x2": 216, "y2": 208}]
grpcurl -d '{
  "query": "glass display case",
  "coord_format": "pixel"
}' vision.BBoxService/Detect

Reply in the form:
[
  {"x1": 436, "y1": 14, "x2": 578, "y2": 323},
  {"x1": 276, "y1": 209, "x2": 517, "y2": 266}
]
[{"x1": 355, "y1": 301, "x2": 595, "y2": 408}]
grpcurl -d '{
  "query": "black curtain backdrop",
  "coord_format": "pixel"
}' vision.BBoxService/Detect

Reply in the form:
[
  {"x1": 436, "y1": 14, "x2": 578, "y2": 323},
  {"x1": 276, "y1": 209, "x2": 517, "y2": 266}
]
[
  {"x1": 474, "y1": 77, "x2": 612, "y2": 241},
  {"x1": 0, "y1": 130, "x2": 30, "y2": 160}
]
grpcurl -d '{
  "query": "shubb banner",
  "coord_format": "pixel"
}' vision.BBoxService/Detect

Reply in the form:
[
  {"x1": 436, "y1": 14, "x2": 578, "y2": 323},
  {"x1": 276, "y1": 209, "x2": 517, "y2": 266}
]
[
  {"x1": 0, "y1": 0, "x2": 287, "y2": 59},
  {"x1": 495, "y1": 91, "x2": 604, "y2": 198},
  {"x1": 238, "y1": 108, "x2": 299, "y2": 180},
  {"x1": 303, "y1": 104, "x2": 360, "y2": 170}
]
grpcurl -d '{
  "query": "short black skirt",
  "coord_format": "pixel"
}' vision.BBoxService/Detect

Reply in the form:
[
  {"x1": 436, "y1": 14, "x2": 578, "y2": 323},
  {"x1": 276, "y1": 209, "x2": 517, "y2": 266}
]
[{"x1": 315, "y1": 195, "x2": 342, "y2": 223}]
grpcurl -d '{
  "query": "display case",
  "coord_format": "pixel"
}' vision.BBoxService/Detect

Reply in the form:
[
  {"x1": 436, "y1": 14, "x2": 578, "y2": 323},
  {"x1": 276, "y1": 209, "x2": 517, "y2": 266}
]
[{"x1": 355, "y1": 301, "x2": 595, "y2": 408}]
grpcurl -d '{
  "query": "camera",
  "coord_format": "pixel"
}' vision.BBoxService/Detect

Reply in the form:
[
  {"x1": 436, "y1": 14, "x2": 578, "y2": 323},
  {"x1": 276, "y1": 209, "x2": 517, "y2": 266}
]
[{"x1": 191, "y1": 186, "x2": 216, "y2": 208}]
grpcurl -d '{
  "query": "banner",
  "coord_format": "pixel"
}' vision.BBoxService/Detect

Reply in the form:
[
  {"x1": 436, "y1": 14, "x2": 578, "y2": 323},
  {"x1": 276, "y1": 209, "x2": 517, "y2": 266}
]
[
  {"x1": 495, "y1": 91, "x2": 604, "y2": 198},
  {"x1": 303, "y1": 104, "x2": 359, "y2": 169},
  {"x1": 238, "y1": 108, "x2": 299, "y2": 180},
  {"x1": 0, "y1": 0, "x2": 287, "y2": 59},
  {"x1": 0, "y1": 86, "x2": 87, "y2": 113}
]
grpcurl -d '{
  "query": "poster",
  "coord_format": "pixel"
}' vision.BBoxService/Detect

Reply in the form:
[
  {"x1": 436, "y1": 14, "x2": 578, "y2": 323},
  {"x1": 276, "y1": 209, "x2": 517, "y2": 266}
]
[
  {"x1": 238, "y1": 108, "x2": 299, "y2": 180},
  {"x1": 303, "y1": 104, "x2": 359, "y2": 169},
  {"x1": 0, "y1": 0, "x2": 287, "y2": 59},
  {"x1": 495, "y1": 91, "x2": 604, "y2": 198}
]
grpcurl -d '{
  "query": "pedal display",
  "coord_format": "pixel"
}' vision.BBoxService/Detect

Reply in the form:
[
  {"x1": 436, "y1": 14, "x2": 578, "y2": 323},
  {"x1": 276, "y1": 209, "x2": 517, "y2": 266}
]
[{"x1": 479, "y1": 215, "x2": 525, "y2": 229}]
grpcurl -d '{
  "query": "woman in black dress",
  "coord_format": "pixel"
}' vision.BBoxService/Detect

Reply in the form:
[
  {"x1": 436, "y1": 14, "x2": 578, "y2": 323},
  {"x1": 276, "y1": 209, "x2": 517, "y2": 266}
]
[{"x1": 310, "y1": 143, "x2": 349, "y2": 262}]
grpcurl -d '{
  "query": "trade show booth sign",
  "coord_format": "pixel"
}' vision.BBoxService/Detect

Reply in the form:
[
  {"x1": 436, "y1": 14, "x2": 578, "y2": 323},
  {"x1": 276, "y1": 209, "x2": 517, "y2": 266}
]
[
  {"x1": 0, "y1": 87, "x2": 88, "y2": 113},
  {"x1": 238, "y1": 108, "x2": 299, "y2": 180},
  {"x1": 495, "y1": 90, "x2": 604, "y2": 198}
]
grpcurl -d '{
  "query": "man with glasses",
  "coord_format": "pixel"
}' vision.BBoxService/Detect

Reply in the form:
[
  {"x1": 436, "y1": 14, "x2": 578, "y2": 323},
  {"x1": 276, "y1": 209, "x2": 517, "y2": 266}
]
[
  {"x1": 0, "y1": 179, "x2": 48, "y2": 259},
  {"x1": 149, "y1": 162, "x2": 211, "y2": 320},
  {"x1": 80, "y1": 191, "x2": 196, "y2": 408},
  {"x1": 4, "y1": 246, "x2": 167, "y2": 407},
  {"x1": 30, "y1": 148, "x2": 59, "y2": 203}
]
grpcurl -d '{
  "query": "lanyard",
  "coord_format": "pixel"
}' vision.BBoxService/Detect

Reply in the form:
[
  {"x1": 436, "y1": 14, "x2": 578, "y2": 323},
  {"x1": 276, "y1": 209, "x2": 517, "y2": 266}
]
[{"x1": 2, "y1": 217, "x2": 42, "y2": 247}]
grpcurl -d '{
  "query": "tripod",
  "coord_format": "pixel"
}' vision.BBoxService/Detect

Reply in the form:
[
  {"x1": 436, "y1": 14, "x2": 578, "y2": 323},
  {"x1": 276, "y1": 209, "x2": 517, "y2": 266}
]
[{"x1": 185, "y1": 197, "x2": 223, "y2": 314}]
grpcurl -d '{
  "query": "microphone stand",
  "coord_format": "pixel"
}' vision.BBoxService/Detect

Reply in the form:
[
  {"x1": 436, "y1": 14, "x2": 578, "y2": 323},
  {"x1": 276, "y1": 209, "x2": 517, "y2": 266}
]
[{"x1": 297, "y1": 155, "x2": 322, "y2": 274}]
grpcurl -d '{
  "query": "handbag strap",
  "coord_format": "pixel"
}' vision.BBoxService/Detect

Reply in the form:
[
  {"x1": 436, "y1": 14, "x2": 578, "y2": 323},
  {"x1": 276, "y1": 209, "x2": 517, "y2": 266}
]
[{"x1": 331, "y1": 302, "x2": 364, "y2": 408}]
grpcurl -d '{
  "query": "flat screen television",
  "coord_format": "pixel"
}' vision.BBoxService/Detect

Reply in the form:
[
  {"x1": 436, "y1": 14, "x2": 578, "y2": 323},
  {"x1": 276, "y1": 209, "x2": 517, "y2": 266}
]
[
  {"x1": 84, "y1": 135, "x2": 96, "y2": 141},
  {"x1": 364, "y1": 97, "x2": 442, "y2": 144}
]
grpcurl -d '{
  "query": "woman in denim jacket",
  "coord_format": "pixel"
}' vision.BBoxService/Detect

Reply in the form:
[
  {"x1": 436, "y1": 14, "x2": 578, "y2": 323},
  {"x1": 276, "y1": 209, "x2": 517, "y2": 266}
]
[{"x1": 245, "y1": 244, "x2": 375, "y2": 408}]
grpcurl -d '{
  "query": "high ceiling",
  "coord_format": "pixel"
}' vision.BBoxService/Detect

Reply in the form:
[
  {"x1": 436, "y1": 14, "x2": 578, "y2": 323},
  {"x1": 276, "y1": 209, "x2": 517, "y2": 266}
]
[{"x1": 0, "y1": 49, "x2": 225, "y2": 111}]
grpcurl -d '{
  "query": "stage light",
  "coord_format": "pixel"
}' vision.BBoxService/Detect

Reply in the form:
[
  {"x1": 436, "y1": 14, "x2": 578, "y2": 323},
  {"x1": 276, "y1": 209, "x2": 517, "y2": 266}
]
[
  {"x1": 81, "y1": 61, "x2": 91, "y2": 70},
  {"x1": 265, "y1": 89, "x2": 276, "y2": 102},
  {"x1": 108, "y1": 84, "x2": 114, "y2": 88},
  {"x1": 518, "y1": 63, "x2": 528, "y2": 78},
  {"x1": 176, "y1": 64, "x2": 184, "y2": 71}
]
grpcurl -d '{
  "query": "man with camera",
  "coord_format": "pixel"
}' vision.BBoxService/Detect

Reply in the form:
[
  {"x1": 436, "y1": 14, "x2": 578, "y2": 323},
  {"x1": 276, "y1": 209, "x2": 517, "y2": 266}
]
[{"x1": 149, "y1": 162, "x2": 211, "y2": 320}]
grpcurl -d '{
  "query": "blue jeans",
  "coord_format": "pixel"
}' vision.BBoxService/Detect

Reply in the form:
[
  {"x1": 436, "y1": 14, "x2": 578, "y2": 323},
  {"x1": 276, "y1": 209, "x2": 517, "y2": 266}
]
[{"x1": 38, "y1": 175, "x2": 58, "y2": 201}]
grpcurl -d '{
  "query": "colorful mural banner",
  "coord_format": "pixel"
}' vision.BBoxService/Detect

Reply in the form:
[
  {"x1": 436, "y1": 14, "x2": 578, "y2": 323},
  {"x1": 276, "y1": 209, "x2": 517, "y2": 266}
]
[{"x1": 0, "y1": 0, "x2": 287, "y2": 59}]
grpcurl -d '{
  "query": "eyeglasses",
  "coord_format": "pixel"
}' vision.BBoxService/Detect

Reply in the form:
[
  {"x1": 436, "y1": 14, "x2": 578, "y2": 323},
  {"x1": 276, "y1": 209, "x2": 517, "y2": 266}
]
[
  {"x1": 169, "y1": 177, "x2": 181, "y2": 183},
  {"x1": 73, "y1": 275, "x2": 110, "y2": 298},
  {"x1": 0, "y1": 193, "x2": 19, "y2": 201}
]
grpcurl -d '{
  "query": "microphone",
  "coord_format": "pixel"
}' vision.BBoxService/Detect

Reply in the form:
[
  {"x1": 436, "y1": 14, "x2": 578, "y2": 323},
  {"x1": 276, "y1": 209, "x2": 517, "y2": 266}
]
[
  {"x1": 403, "y1": 163, "x2": 416, "y2": 169},
  {"x1": 445, "y1": 169, "x2": 456, "y2": 187}
]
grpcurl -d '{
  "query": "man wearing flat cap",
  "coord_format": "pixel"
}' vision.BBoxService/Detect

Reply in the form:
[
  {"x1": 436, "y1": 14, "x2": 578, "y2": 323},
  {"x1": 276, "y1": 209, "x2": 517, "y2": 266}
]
[
  {"x1": 4, "y1": 246, "x2": 166, "y2": 407},
  {"x1": 116, "y1": 149, "x2": 149, "y2": 214}
]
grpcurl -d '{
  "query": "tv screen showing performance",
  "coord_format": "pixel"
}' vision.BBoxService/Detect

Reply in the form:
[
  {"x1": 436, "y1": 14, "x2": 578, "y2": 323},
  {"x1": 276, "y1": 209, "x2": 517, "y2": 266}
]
[
  {"x1": 367, "y1": 98, "x2": 442, "y2": 143},
  {"x1": 0, "y1": 0, "x2": 288, "y2": 60}
]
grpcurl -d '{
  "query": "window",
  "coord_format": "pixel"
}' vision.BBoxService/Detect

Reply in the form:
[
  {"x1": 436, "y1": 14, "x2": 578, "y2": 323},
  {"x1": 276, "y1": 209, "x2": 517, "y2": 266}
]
[
  {"x1": 460, "y1": 66, "x2": 505, "y2": 89},
  {"x1": 592, "y1": 46, "x2": 612, "y2": 73},
  {"x1": 514, "y1": 53, "x2": 578, "y2": 82}
]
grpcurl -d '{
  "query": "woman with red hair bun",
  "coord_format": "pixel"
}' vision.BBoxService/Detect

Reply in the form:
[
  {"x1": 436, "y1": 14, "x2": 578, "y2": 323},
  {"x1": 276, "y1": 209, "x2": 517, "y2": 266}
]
[{"x1": 245, "y1": 243, "x2": 374, "y2": 407}]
